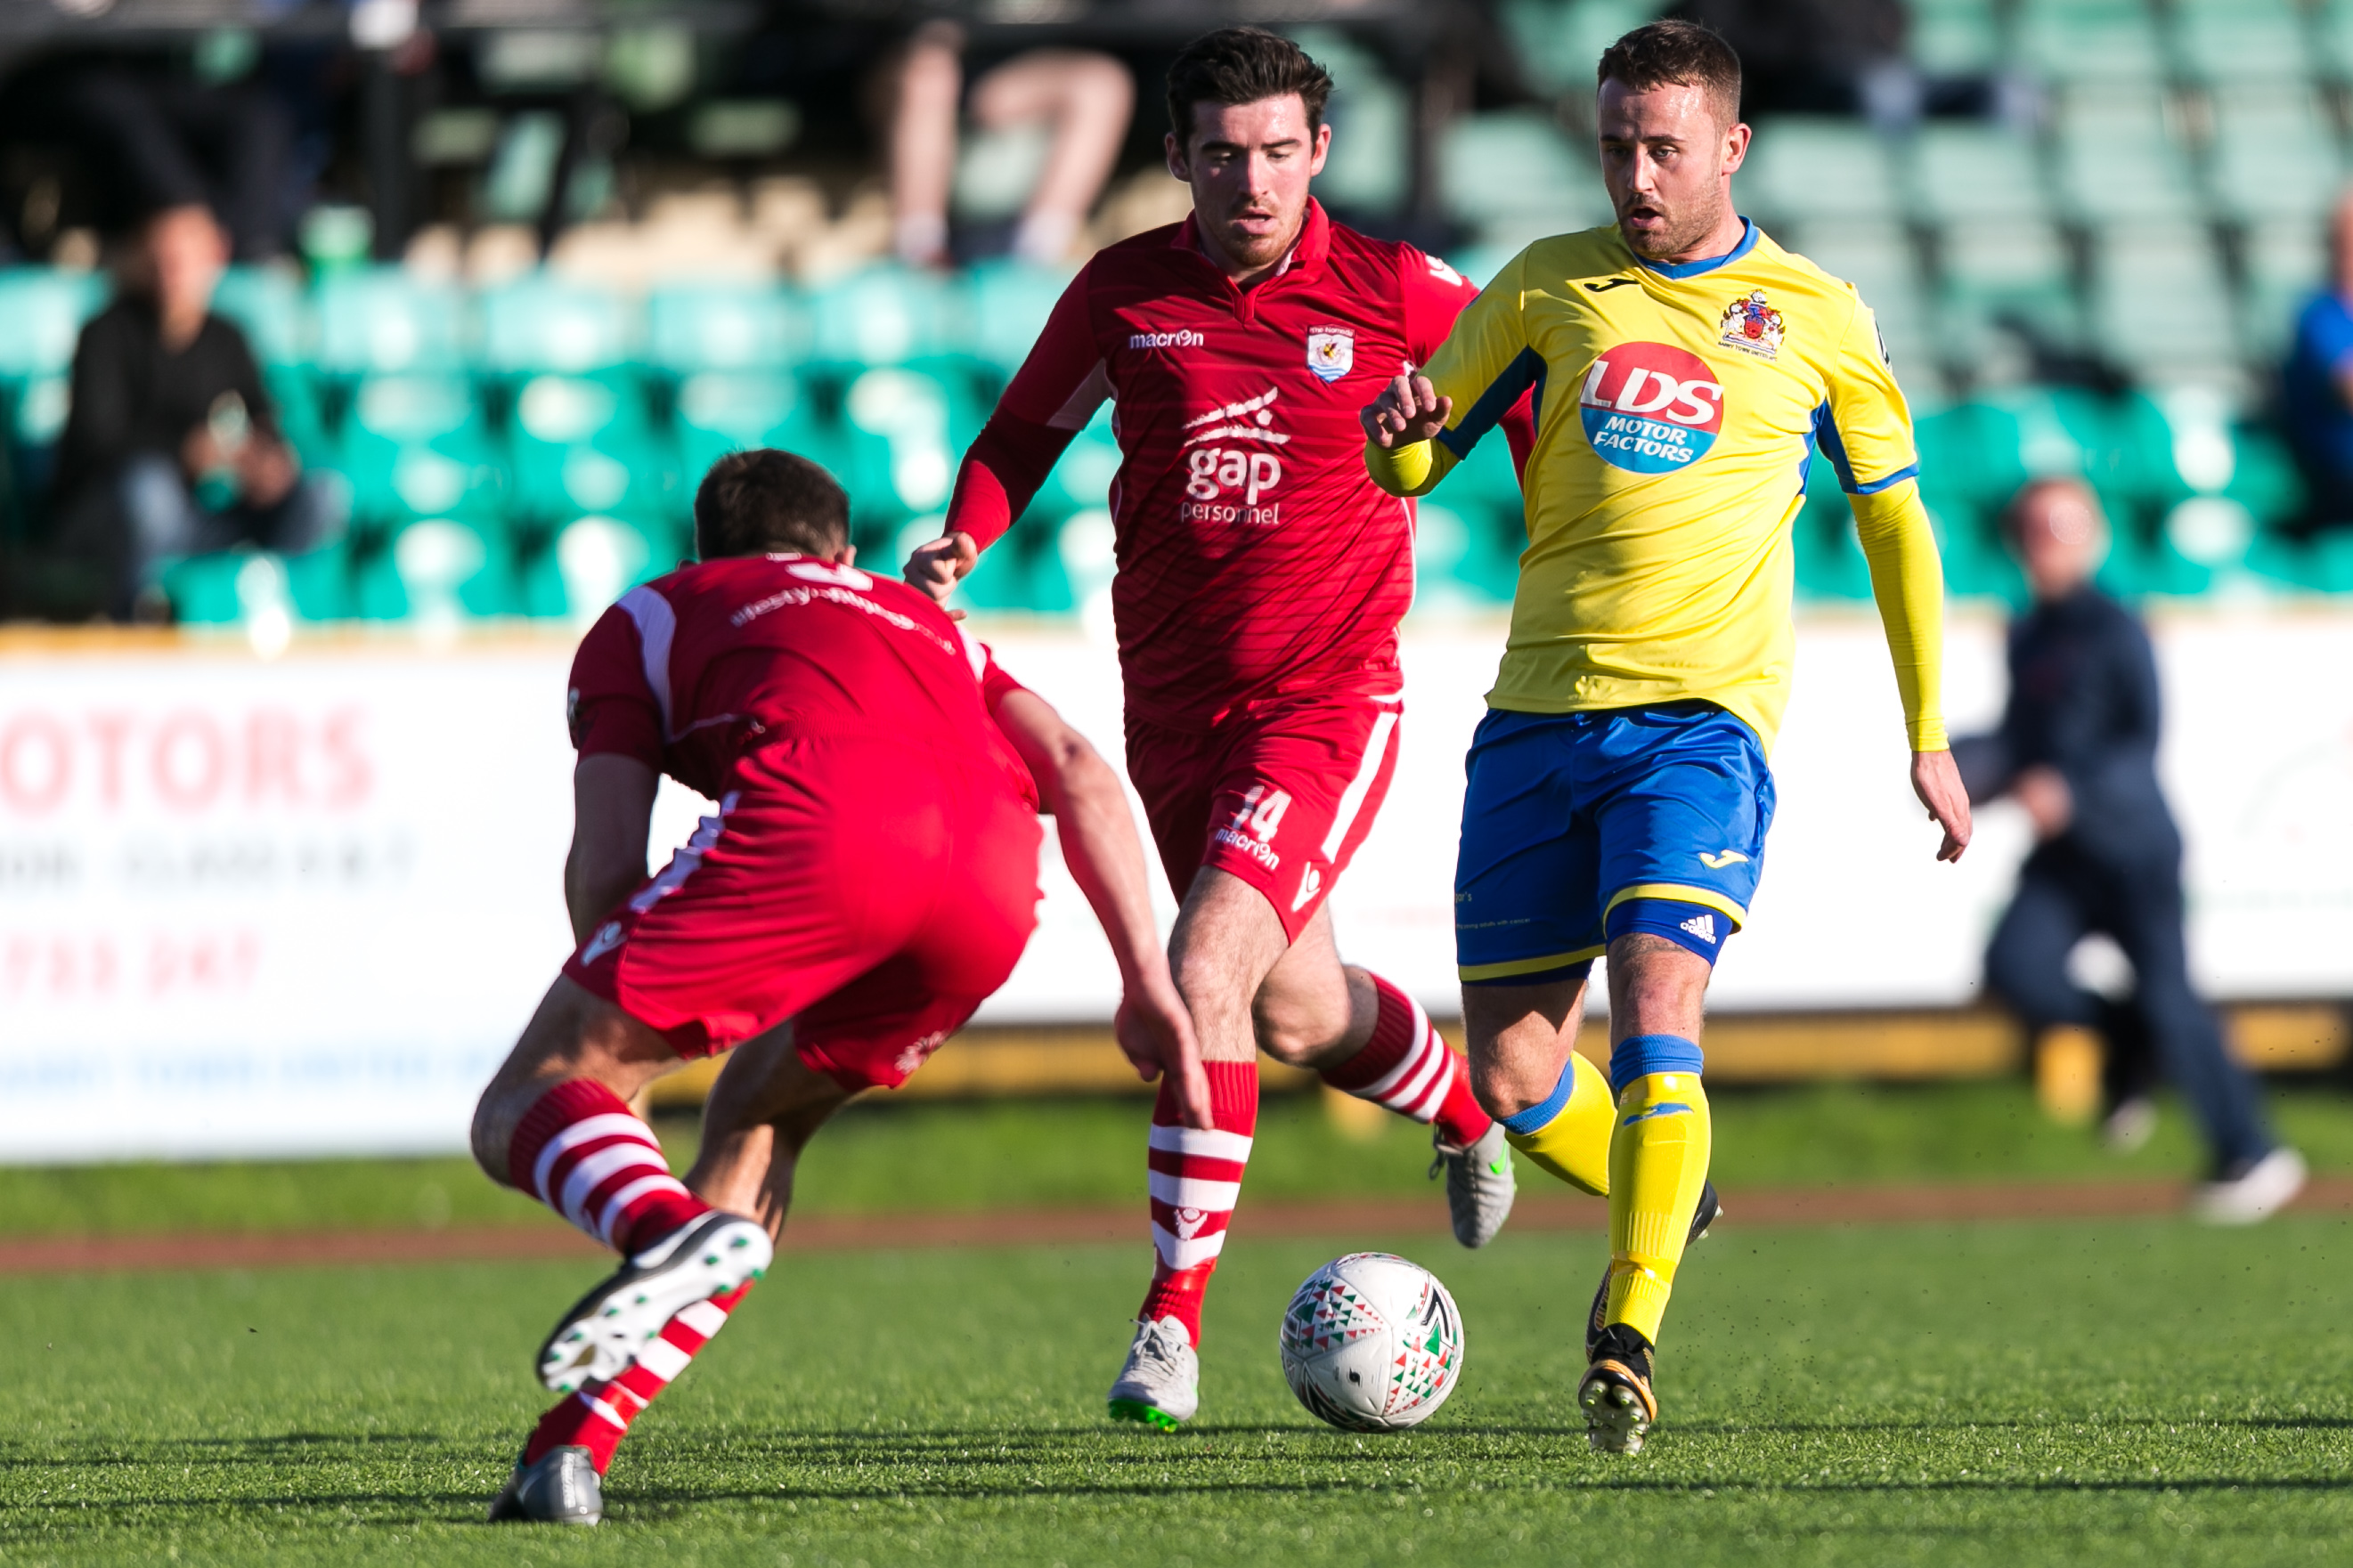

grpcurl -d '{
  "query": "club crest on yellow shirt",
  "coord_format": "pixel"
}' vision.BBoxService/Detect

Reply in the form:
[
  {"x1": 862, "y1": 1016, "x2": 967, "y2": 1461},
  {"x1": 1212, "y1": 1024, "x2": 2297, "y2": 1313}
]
[
  {"x1": 1306, "y1": 327, "x2": 1355, "y2": 384},
  {"x1": 1717, "y1": 290, "x2": 1785, "y2": 361}
]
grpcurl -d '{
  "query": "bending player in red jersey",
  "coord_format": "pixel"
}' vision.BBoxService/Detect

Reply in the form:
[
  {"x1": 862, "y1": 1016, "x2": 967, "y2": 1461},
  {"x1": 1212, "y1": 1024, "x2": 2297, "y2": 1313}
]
[
  {"x1": 905, "y1": 28, "x2": 1535, "y2": 1428},
  {"x1": 468, "y1": 450, "x2": 1205, "y2": 1524}
]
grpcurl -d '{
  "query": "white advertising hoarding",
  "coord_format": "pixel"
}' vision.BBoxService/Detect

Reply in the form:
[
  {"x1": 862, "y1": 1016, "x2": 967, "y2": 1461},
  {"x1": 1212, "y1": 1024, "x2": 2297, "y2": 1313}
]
[{"x1": 2, "y1": 608, "x2": 2349, "y2": 1161}]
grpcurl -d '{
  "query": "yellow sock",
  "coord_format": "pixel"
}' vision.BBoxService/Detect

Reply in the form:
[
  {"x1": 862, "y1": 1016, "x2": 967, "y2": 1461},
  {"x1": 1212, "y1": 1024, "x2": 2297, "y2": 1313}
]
[
  {"x1": 1604, "y1": 1068, "x2": 1713, "y2": 1347},
  {"x1": 1498, "y1": 1050, "x2": 1613, "y2": 1196}
]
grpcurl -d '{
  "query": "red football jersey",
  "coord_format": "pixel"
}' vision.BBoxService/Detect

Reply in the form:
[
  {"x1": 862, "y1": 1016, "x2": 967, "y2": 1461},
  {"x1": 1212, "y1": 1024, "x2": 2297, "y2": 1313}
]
[
  {"x1": 946, "y1": 200, "x2": 1530, "y2": 731},
  {"x1": 568, "y1": 553, "x2": 1037, "y2": 808}
]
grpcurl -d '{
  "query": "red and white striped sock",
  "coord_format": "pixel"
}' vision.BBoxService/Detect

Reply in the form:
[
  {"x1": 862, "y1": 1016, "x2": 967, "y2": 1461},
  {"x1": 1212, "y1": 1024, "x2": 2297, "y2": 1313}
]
[
  {"x1": 1136, "y1": 1060, "x2": 1258, "y2": 1346},
  {"x1": 506, "y1": 1079, "x2": 712, "y2": 1256},
  {"x1": 520, "y1": 1283, "x2": 753, "y2": 1474},
  {"x1": 1322, "y1": 973, "x2": 1494, "y2": 1149}
]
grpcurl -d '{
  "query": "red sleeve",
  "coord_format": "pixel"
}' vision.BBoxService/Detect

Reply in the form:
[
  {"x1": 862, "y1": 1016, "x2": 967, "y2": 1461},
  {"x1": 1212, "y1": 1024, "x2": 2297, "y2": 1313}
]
[
  {"x1": 567, "y1": 604, "x2": 664, "y2": 768},
  {"x1": 944, "y1": 264, "x2": 1111, "y2": 550},
  {"x1": 1400, "y1": 246, "x2": 1536, "y2": 481}
]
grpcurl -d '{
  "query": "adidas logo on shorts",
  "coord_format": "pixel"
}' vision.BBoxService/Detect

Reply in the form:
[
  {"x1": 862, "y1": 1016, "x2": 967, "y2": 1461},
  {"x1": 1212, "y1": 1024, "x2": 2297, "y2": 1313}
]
[{"x1": 1680, "y1": 912, "x2": 1717, "y2": 946}]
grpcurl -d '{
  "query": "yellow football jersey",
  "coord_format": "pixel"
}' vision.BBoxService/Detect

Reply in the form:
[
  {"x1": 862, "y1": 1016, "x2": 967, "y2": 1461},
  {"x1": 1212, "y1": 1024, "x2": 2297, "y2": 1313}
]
[{"x1": 1366, "y1": 220, "x2": 1946, "y2": 753}]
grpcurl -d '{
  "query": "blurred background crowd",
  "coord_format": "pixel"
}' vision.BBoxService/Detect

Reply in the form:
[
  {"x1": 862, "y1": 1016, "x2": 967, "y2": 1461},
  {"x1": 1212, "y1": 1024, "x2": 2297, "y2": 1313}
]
[{"x1": 2, "y1": 0, "x2": 2350, "y2": 632}]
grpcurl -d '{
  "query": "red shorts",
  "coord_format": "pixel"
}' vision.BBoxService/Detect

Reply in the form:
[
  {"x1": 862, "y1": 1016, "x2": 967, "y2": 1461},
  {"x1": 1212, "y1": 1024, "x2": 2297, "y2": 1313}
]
[
  {"x1": 1124, "y1": 683, "x2": 1403, "y2": 942},
  {"x1": 563, "y1": 735, "x2": 1041, "y2": 1091}
]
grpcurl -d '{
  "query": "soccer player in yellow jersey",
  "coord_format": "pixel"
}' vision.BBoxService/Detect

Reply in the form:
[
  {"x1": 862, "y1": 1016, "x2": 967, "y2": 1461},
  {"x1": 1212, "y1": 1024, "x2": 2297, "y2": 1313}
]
[{"x1": 1361, "y1": 20, "x2": 1974, "y2": 1454}]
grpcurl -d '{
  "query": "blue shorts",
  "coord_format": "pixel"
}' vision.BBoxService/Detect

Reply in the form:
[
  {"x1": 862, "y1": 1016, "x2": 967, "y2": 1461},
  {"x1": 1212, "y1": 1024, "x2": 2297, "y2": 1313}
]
[{"x1": 1454, "y1": 703, "x2": 1776, "y2": 983}]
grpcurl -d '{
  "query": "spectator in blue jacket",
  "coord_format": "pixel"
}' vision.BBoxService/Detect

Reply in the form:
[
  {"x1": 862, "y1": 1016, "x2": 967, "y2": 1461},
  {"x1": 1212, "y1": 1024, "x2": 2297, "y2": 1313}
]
[
  {"x1": 1955, "y1": 477, "x2": 2304, "y2": 1223},
  {"x1": 2282, "y1": 192, "x2": 2353, "y2": 536}
]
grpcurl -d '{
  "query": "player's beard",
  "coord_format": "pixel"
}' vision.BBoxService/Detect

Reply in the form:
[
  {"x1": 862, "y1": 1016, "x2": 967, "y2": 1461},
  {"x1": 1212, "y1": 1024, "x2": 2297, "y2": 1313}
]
[{"x1": 1616, "y1": 185, "x2": 1731, "y2": 263}]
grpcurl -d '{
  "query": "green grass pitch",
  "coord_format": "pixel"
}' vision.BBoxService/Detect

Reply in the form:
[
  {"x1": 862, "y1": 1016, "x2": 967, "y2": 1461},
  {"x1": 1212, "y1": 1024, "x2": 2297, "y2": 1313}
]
[{"x1": 7, "y1": 1208, "x2": 2353, "y2": 1565}]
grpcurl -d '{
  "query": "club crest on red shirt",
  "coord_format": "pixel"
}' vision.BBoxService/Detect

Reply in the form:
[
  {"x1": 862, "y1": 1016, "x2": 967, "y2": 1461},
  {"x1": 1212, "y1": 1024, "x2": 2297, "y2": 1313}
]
[
  {"x1": 1717, "y1": 289, "x2": 1785, "y2": 360},
  {"x1": 1306, "y1": 327, "x2": 1355, "y2": 383}
]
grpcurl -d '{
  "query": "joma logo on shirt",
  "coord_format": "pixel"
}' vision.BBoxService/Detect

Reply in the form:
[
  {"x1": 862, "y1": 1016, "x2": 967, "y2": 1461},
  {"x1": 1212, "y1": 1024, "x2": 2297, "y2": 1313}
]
[{"x1": 1129, "y1": 329, "x2": 1204, "y2": 350}]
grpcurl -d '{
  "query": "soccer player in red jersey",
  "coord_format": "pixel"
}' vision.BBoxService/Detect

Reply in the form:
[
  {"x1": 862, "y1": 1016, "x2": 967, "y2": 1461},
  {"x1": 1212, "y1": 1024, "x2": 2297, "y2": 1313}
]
[
  {"x1": 905, "y1": 28, "x2": 1534, "y2": 1428},
  {"x1": 469, "y1": 450, "x2": 1204, "y2": 1524}
]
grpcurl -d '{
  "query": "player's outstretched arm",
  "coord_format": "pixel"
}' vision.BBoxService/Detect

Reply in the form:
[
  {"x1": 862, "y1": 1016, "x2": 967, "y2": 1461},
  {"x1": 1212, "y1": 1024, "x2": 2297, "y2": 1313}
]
[
  {"x1": 565, "y1": 752, "x2": 658, "y2": 941},
  {"x1": 1359, "y1": 372, "x2": 1453, "y2": 498},
  {"x1": 992, "y1": 687, "x2": 1213, "y2": 1128}
]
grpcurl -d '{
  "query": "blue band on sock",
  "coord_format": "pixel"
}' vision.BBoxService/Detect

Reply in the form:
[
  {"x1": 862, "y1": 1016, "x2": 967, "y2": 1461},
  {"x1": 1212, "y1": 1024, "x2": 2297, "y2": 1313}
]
[
  {"x1": 1610, "y1": 1033, "x2": 1706, "y2": 1095},
  {"x1": 1498, "y1": 1054, "x2": 1581, "y2": 1137}
]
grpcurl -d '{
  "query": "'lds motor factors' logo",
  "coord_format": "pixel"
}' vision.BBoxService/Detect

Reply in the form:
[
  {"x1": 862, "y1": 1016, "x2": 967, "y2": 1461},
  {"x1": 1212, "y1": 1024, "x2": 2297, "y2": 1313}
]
[{"x1": 1577, "y1": 343, "x2": 1725, "y2": 474}]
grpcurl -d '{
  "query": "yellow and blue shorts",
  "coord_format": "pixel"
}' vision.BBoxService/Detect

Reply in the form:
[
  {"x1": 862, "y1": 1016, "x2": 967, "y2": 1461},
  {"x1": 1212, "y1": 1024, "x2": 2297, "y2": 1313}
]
[{"x1": 1454, "y1": 702, "x2": 1775, "y2": 985}]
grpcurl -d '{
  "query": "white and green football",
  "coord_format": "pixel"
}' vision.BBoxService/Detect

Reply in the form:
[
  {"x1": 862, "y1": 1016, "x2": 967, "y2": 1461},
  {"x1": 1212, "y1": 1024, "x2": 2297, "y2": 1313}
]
[{"x1": 1279, "y1": 1251, "x2": 1464, "y2": 1433}]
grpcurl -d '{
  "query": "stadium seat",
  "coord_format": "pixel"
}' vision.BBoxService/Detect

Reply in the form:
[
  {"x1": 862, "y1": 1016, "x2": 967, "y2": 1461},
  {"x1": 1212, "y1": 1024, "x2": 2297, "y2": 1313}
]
[
  {"x1": 1293, "y1": 28, "x2": 1411, "y2": 215},
  {"x1": 806, "y1": 265, "x2": 963, "y2": 370},
  {"x1": 338, "y1": 374, "x2": 507, "y2": 523},
  {"x1": 672, "y1": 370, "x2": 827, "y2": 481},
  {"x1": 2015, "y1": 0, "x2": 2166, "y2": 85},
  {"x1": 2204, "y1": 88, "x2": 2343, "y2": 227},
  {"x1": 507, "y1": 372, "x2": 682, "y2": 522},
  {"x1": 517, "y1": 511, "x2": 680, "y2": 623},
  {"x1": 0, "y1": 268, "x2": 104, "y2": 386},
  {"x1": 1906, "y1": 0, "x2": 2004, "y2": 75},
  {"x1": 1438, "y1": 110, "x2": 1612, "y2": 240},
  {"x1": 644, "y1": 284, "x2": 803, "y2": 378},
  {"x1": 1024, "y1": 404, "x2": 1121, "y2": 522},
  {"x1": 2086, "y1": 226, "x2": 2241, "y2": 383},
  {"x1": 964, "y1": 260, "x2": 1079, "y2": 378},
  {"x1": 1743, "y1": 119, "x2": 1900, "y2": 230},
  {"x1": 476, "y1": 275, "x2": 637, "y2": 378},
  {"x1": 159, "y1": 541, "x2": 354, "y2": 626},
  {"x1": 1499, "y1": 0, "x2": 1660, "y2": 97},
  {"x1": 836, "y1": 365, "x2": 985, "y2": 524},
  {"x1": 354, "y1": 514, "x2": 521, "y2": 624},
  {"x1": 2240, "y1": 219, "x2": 2327, "y2": 364},
  {"x1": 2320, "y1": 0, "x2": 2353, "y2": 82},
  {"x1": 210, "y1": 266, "x2": 310, "y2": 370},
  {"x1": 2051, "y1": 88, "x2": 2202, "y2": 224},
  {"x1": 1936, "y1": 220, "x2": 2083, "y2": 362},
  {"x1": 2168, "y1": 0, "x2": 2309, "y2": 86},
  {"x1": 313, "y1": 269, "x2": 466, "y2": 378},
  {"x1": 1904, "y1": 125, "x2": 2050, "y2": 226}
]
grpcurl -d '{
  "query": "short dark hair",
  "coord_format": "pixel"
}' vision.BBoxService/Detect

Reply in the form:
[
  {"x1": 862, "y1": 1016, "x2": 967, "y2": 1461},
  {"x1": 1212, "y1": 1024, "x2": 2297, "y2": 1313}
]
[
  {"x1": 692, "y1": 449, "x2": 851, "y2": 561},
  {"x1": 1165, "y1": 28, "x2": 1332, "y2": 146},
  {"x1": 1597, "y1": 20, "x2": 1743, "y2": 126}
]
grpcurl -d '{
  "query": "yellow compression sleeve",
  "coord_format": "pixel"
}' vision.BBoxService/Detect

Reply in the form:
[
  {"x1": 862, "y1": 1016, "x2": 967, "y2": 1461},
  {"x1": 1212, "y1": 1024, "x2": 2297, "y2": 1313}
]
[
  {"x1": 1605, "y1": 1070, "x2": 1714, "y2": 1347},
  {"x1": 1849, "y1": 478, "x2": 1950, "y2": 752},
  {"x1": 1500, "y1": 1049, "x2": 1614, "y2": 1197},
  {"x1": 1362, "y1": 435, "x2": 1453, "y2": 499}
]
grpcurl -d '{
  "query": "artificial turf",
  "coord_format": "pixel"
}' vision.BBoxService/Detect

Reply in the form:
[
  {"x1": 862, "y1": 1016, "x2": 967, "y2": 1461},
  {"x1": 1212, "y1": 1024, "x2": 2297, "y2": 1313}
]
[
  {"x1": 10, "y1": 1076, "x2": 2353, "y2": 1239},
  {"x1": 6, "y1": 1209, "x2": 2353, "y2": 1565}
]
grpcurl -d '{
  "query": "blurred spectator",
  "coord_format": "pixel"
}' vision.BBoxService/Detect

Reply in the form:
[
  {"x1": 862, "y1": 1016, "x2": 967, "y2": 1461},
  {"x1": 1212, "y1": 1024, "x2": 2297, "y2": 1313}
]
[
  {"x1": 2281, "y1": 191, "x2": 2353, "y2": 538},
  {"x1": 886, "y1": 21, "x2": 1134, "y2": 267},
  {"x1": 1953, "y1": 478, "x2": 2304, "y2": 1223},
  {"x1": 51, "y1": 206, "x2": 342, "y2": 622},
  {"x1": 61, "y1": 61, "x2": 296, "y2": 263}
]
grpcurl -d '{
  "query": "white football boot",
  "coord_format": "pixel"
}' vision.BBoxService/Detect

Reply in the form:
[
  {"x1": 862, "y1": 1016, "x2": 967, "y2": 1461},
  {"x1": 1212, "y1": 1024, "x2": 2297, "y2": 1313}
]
[
  {"x1": 1431, "y1": 1121, "x2": 1518, "y2": 1247},
  {"x1": 486, "y1": 1445, "x2": 602, "y2": 1525},
  {"x1": 2192, "y1": 1147, "x2": 2307, "y2": 1225},
  {"x1": 1106, "y1": 1315, "x2": 1200, "y2": 1430},
  {"x1": 536, "y1": 1211, "x2": 771, "y2": 1392}
]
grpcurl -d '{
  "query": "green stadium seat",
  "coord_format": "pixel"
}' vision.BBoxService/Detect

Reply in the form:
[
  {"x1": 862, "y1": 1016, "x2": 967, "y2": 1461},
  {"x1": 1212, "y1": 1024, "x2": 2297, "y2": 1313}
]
[
  {"x1": 837, "y1": 364, "x2": 986, "y2": 525},
  {"x1": 354, "y1": 514, "x2": 521, "y2": 623},
  {"x1": 313, "y1": 269, "x2": 466, "y2": 378},
  {"x1": 0, "y1": 269, "x2": 104, "y2": 384},
  {"x1": 2320, "y1": 0, "x2": 2353, "y2": 82},
  {"x1": 1743, "y1": 119, "x2": 1899, "y2": 228},
  {"x1": 644, "y1": 284, "x2": 803, "y2": 378},
  {"x1": 1904, "y1": 125, "x2": 2049, "y2": 226},
  {"x1": 1907, "y1": 0, "x2": 2004, "y2": 75},
  {"x1": 476, "y1": 276, "x2": 636, "y2": 378},
  {"x1": 1500, "y1": 0, "x2": 1664, "y2": 97},
  {"x1": 517, "y1": 512, "x2": 681, "y2": 623},
  {"x1": 2052, "y1": 89, "x2": 2202, "y2": 224},
  {"x1": 964, "y1": 261, "x2": 1078, "y2": 378},
  {"x1": 211, "y1": 266, "x2": 310, "y2": 370},
  {"x1": 1438, "y1": 110, "x2": 1612, "y2": 239},
  {"x1": 672, "y1": 370, "x2": 829, "y2": 481},
  {"x1": 338, "y1": 375, "x2": 507, "y2": 523},
  {"x1": 2169, "y1": 0, "x2": 2309, "y2": 86},
  {"x1": 2240, "y1": 219, "x2": 2326, "y2": 364},
  {"x1": 807, "y1": 266, "x2": 962, "y2": 370},
  {"x1": 159, "y1": 542, "x2": 354, "y2": 627},
  {"x1": 2204, "y1": 88, "x2": 2343, "y2": 227},
  {"x1": 2015, "y1": 0, "x2": 2166, "y2": 85},
  {"x1": 507, "y1": 372, "x2": 682, "y2": 522},
  {"x1": 2086, "y1": 226, "x2": 2240, "y2": 382},
  {"x1": 1293, "y1": 27, "x2": 1412, "y2": 215},
  {"x1": 10, "y1": 373, "x2": 69, "y2": 448},
  {"x1": 1936, "y1": 220, "x2": 2083, "y2": 360}
]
